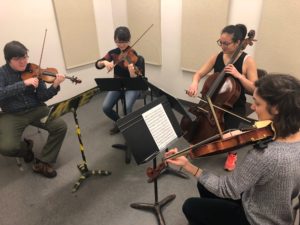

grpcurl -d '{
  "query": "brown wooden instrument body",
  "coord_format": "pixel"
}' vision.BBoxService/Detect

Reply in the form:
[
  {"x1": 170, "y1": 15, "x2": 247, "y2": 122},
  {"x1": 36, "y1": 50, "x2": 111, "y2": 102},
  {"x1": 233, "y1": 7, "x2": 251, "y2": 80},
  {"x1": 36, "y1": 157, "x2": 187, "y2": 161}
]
[
  {"x1": 181, "y1": 30, "x2": 256, "y2": 146},
  {"x1": 147, "y1": 123, "x2": 274, "y2": 181},
  {"x1": 189, "y1": 125, "x2": 273, "y2": 158},
  {"x1": 181, "y1": 73, "x2": 241, "y2": 144},
  {"x1": 117, "y1": 48, "x2": 142, "y2": 76},
  {"x1": 22, "y1": 63, "x2": 81, "y2": 84}
]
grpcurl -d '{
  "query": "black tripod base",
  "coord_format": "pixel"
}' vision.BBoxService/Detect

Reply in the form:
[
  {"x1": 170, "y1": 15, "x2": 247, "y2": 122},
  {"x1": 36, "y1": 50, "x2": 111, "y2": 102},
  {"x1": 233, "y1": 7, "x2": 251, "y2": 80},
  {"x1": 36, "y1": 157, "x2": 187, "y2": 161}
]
[
  {"x1": 148, "y1": 165, "x2": 189, "y2": 183},
  {"x1": 131, "y1": 194, "x2": 176, "y2": 225},
  {"x1": 72, "y1": 163, "x2": 111, "y2": 193},
  {"x1": 112, "y1": 144, "x2": 131, "y2": 164}
]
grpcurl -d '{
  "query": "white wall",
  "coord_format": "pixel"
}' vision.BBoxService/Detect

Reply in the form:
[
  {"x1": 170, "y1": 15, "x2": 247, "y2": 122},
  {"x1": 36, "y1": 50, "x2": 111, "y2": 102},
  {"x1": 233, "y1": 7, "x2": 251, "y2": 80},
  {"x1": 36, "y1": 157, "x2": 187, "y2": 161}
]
[
  {"x1": 0, "y1": 0, "x2": 263, "y2": 105},
  {"x1": 0, "y1": 0, "x2": 115, "y2": 105}
]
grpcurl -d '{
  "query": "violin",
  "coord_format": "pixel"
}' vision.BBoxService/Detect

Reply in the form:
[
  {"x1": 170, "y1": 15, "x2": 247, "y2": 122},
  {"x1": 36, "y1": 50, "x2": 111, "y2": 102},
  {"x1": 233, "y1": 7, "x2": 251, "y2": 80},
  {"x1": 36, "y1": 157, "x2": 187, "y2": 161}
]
[
  {"x1": 115, "y1": 47, "x2": 143, "y2": 76},
  {"x1": 22, "y1": 63, "x2": 81, "y2": 84},
  {"x1": 147, "y1": 120, "x2": 275, "y2": 181},
  {"x1": 107, "y1": 24, "x2": 154, "y2": 75}
]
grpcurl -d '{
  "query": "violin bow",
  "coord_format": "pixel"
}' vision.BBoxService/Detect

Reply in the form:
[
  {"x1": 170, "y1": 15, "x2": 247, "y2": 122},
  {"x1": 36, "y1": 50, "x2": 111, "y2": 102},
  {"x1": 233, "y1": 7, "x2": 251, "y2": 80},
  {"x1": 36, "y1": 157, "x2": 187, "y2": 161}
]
[
  {"x1": 37, "y1": 29, "x2": 48, "y2": 76},
  {"x1": 196, "y1": 95, "x2": 252, "y2": 124},
  {"x1": 130, "y1": 23, "x2": 154, "y2": 49},
  {"x1": 206, "y1": 96, "x2": 224, "y2": 139}
]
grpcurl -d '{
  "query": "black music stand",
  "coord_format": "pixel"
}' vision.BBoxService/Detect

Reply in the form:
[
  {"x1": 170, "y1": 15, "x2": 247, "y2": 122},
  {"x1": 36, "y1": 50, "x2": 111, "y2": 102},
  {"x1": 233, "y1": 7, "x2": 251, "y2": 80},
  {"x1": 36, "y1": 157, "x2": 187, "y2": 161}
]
[
  {"x1": 45, "y1": 88, "x2": 111, "y2": 193},
  {"x1": 144, "y1": 82, "x2": 191, "y2": 181},
  {"x1": 117, "y1": 96, "x2": 182, "y2": 225},
  {"x1": 95, "y1": 77, "x2": 148, "y2": 164}
]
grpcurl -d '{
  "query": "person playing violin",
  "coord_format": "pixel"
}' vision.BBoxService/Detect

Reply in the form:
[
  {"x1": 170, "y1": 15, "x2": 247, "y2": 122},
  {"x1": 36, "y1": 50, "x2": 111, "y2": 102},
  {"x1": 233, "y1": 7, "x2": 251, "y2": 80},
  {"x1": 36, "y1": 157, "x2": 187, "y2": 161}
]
[
  {"x1": 0, "y1": 41, "x2": 67, "y2": 178},
  {"x1": 186, "y1": 24, "x2": 258, "y2": 171},
  {"x1": 166, "y1": 74, "x2": 300, "y2": 225},
  {"x1": 95, "y1": 26, "x2": 144, "y2": 135}
]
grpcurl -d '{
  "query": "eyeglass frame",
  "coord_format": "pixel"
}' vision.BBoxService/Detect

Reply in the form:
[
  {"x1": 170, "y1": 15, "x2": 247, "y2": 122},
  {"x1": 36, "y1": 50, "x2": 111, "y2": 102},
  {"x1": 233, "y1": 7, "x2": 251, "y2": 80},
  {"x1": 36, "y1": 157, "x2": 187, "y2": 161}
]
[
  {"x1": 115, "y1": 40, "x2": 130, "y2": 44},
  {"x1": 216, "y1": 39, "x2": 234, "y2": 47},
  {"x1": 11, "y1": 55, "x2": 29, "y2": 62}
]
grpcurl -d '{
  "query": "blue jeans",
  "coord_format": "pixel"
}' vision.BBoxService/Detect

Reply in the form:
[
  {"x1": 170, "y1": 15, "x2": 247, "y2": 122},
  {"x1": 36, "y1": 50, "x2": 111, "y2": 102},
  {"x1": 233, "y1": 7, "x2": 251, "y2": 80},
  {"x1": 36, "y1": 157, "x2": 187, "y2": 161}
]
[{"x1": 102, "y1": 90, "x2": 141, "y2": 122}]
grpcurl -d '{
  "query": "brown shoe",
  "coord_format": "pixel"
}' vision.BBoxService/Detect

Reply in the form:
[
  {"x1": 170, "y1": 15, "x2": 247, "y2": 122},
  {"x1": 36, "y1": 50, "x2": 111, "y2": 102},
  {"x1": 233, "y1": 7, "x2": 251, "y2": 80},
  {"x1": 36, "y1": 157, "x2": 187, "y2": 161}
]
[{"x1": 32, "y1": 159, "x2": 57, "y2": 178}]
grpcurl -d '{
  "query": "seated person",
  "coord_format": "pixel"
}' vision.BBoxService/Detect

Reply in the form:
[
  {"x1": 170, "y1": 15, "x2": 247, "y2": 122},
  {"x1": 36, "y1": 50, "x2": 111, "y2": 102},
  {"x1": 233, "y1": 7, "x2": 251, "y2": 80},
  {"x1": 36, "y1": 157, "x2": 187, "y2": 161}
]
[
  {"x1": 186, "y1": 24, "x2": 258, "y2": 171},
  {"x1": 95, "y1": 26, "x2": 144, "y2": 135},
  {"x1": 166, "y1": 74, "x2": 300, "y2": 225},
  {"x1": 0, "y1": 41, "x2": 67, "y2": 178}
]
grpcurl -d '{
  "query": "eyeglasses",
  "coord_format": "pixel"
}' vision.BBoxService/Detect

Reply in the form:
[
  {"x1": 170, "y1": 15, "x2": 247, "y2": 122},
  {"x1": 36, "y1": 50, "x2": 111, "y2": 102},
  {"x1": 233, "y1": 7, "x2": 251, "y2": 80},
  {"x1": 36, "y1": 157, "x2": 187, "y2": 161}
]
[
  {"x1": 11, "y1": 55, "x2": 29, "y2": 62},
  {"x1": 216, "y1": 39, "x2": 233, "y2": 47},
  {"x1": 115, "y1": 41, "x2": 129, "y2": 44}
]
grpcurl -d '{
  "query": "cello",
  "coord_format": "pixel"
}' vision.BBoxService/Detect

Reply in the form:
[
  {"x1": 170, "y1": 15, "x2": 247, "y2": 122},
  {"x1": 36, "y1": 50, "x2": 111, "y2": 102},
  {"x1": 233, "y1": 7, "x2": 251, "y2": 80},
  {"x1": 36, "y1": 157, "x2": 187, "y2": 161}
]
[{"x1": 180, "y1": 30, "x2": 256, "y2": 145}]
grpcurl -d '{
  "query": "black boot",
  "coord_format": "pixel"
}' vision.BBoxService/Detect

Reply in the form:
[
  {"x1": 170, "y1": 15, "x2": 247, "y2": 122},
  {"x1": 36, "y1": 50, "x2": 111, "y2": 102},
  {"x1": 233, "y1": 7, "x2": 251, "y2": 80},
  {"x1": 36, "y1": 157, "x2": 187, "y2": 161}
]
[{"x1": 23, "y1": 139, "x2": 34, "y2": 163}]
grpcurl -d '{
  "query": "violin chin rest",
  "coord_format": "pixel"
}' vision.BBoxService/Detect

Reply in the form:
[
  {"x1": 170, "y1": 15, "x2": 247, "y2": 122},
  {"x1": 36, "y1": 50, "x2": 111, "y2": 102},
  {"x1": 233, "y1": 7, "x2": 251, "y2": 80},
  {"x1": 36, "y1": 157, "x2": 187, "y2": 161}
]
[{"x1": 253, "y1": 137, "x2": 273, "y2": 150}]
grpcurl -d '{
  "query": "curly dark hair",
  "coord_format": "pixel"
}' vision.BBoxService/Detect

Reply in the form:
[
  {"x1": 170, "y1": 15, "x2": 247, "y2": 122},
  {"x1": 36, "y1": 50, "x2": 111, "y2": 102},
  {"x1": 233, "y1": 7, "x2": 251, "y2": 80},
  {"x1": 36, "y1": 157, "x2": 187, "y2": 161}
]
[{"x1": 255, "y1": 74, "x2": 300, "y2": 138}]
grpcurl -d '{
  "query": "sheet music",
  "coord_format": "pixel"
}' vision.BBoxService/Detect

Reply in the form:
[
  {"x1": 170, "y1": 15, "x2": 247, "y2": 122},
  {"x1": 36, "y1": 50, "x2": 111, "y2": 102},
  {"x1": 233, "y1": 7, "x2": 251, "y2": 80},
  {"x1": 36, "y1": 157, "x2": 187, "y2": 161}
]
[{"x1": 142, "y1": 103, "x2": 177, "y2": 151}]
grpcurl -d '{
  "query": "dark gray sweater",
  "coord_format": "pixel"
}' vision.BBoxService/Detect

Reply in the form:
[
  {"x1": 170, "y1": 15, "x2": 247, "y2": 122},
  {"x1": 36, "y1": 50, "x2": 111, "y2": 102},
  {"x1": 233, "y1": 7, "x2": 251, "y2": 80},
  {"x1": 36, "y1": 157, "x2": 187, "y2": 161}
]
[
  {"x1": 199, "y1": 141, "x2": 300, "y2": 225},
  {"x1": 0, "y1": 64, "x2": 59, "y2": 113}
]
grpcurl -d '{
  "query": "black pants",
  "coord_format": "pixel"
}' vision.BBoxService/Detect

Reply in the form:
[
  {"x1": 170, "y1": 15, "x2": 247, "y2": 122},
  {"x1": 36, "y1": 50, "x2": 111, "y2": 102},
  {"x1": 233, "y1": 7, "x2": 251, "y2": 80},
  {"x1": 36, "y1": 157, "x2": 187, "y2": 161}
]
[
  {"x1": 224, "y1": 105, "x2": 246, "y2": 130},
  {"x1": 182, "y1": 182, "x2": 250, "y2": 225}
]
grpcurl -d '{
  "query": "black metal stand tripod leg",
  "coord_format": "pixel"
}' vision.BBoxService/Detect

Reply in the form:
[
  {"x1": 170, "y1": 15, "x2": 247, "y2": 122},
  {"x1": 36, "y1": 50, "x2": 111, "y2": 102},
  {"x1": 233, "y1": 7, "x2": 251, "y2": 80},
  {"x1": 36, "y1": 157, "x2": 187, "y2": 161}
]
[
  {"x1": 71, "y1": 109, "x2": 111, "y2": 193},
  {"x1": 130, "y1": 158, "x2": 176, "y2": 225},
  {"x1": 111, "y1": 143, "x2": 131, "y2": 164},
  {"x1": 131, "y1": 194, "x2": 176, "y2": 225},
  {"x1": 72, "y1": 163, "x2": 111, "y2": 193}
]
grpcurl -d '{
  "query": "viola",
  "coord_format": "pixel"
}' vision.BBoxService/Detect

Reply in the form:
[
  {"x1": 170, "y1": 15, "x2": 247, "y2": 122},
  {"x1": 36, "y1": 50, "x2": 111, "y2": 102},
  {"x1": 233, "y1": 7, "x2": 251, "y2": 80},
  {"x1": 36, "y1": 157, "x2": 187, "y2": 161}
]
[
  {"x1": 22, "y1": 63, "x2": 81, "y2": 84},
  {"x1": 147, "y1": 120, "x2": 275, "y2": 181}
]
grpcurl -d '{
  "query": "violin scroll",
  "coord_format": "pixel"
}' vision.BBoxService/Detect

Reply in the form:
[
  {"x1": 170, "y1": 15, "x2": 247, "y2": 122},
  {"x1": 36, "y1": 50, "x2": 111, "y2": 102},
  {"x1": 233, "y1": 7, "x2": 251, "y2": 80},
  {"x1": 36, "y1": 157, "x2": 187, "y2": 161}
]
[
  {"x1": 67, "y1": 75, "x2": 82, "y2": 84},
  {"x1": 146, "y1": 163, "x2": 166, "y2": 182}
]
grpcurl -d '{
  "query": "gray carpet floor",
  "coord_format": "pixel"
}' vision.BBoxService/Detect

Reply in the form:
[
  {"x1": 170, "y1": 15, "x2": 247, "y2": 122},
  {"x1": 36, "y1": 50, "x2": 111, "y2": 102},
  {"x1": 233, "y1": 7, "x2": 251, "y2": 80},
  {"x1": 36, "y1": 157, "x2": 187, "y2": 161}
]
[{"x1": 0, "y1": 91, "x2": 298, "y2": 225}]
